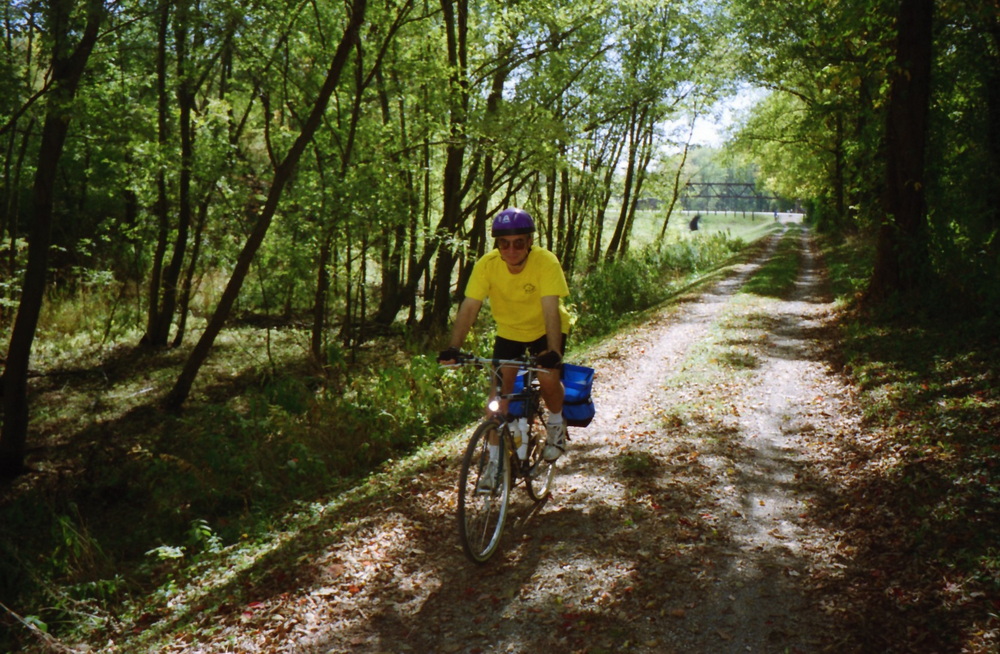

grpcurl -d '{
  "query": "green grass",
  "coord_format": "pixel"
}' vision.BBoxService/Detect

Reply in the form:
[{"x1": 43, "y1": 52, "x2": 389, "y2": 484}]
[
  {"x1": 623, "y1": 207, "x2": 783, "y2": 249},
  {"x1": 739, "y1": 224, "x2": 802, "y2": 298}
]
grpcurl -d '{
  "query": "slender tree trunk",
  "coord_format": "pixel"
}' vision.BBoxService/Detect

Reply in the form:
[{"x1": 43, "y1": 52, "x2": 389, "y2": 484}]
[
  {"x1": 172, "y1": 197, "x2": 209, "y2": 347},
  {"x1": 165, "y1": 0, "x2": 366, "y2": 410},
  {"x1": 311, "y1": 233, "x2": 333, "y2": 361},
  {"x1": 373, "y1": 72, "x2": 407, "y2": 327},
  {"x1": 0, "y1": 0, "x2": 104, "y2": 479},
  {"x1": 658, "y1": 117, "x2": 697, "y2": 244},
  {"x1": 588, "y1": 128, "x2": 626, "y2": 266},
  {"x1": 544, "y1": 169, "x2": 556, "y2": 249},
  {"x1": 832, "y1": 113, "x2": 846, "y2": 228},
  {"x1": 557, "y1": 168, "x2": 570, "y2": 262},
  {"x1": 2, "y1": 119, "x2": 36, "y2": 304},
  {"x1": 424, "y1": 0, "x2": 468, "y2": 332},
  {"x1": 606, "y1": 105, "x2": 644, "y2": 260},
  {"x1": 867, "y1": 0, "x2": 934, "y2": 302},
  {"x1": 985, "y1": 18, "x2": 1000, "y2": 258},
  {"x1": 620, "y1": 118, "x2": 655, "y2": 256},
  {"x1": 144, "y1": 0, "x2": 170, "y2": 344},
  {"x1": 145, "y1": 0, "x2": 197, "y2": 346},
  {"x1": 154, "y1": 2, "x2": 195, "y2": 344}
]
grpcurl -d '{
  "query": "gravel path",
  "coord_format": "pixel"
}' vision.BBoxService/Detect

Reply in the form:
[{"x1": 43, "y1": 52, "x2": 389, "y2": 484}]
[{"x1": 166, "y1": 223, "x2": 863, "y2": 654}]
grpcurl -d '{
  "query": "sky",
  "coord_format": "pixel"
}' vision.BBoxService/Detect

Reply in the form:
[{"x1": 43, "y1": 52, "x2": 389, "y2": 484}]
[{"x1": 670, "y1": 86, "x2": 769, "y2": 149}]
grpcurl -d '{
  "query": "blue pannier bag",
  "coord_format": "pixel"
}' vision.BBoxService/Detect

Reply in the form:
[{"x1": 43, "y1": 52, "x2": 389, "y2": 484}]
[
  {"x1": 507, "y1": 364, "x2": 596, "y2": 427},
  {"x1": 561, "y1": 363, "x2": 596, "y2": 427}
]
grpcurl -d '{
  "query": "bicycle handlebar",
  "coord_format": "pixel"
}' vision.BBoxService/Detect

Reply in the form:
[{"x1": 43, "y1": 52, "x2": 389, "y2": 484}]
[{"x1": 440, "y1": 352, "x2": 547, "y2": 371}]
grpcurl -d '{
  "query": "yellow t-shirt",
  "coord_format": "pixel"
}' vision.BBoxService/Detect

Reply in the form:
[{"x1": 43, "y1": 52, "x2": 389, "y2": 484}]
[{"x1": 464, "y1": 247, "x2": 571, "y2": 342}]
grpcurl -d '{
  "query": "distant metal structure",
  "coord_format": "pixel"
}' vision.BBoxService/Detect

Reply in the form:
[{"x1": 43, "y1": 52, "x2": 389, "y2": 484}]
[
  {"x1": 683, "y1": 182, "x2": 778, "y2": 203},
  {"x1": 681, "y1": 182, "x2": 781, "y2": 216}
]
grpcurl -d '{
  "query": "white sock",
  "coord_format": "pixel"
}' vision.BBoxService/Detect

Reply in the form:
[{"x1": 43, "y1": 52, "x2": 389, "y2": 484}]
[
  {"x1": 488, "y1": 444, "x2": 499, "y2": 461},
  {"x1": 547, "y1": 412, "x2": 564, "y2": 426}
]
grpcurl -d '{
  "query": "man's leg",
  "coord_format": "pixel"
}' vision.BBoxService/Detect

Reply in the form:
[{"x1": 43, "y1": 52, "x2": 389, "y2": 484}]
[
  {"x1": 531, "y1": 334, "x2": 568, "y2": 461},
  {"x1": 537, "y1": 368, "x2": 564, "y2": 413}
]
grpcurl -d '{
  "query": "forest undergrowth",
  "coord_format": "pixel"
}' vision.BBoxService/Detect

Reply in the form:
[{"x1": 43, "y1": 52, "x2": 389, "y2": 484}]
[{"x1": 810, "y1": 234, "x2": 1000, "y2": 651}]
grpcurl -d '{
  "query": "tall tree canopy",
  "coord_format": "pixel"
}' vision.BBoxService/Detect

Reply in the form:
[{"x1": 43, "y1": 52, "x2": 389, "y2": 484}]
[{"x1": 728, "y1": 0, "x2": 999, "y2": 308}]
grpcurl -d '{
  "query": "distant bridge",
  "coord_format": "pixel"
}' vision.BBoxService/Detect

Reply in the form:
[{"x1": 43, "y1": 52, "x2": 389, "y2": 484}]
[{"x1": 683, "y1": 182, "x2": 778, "y2": 202}]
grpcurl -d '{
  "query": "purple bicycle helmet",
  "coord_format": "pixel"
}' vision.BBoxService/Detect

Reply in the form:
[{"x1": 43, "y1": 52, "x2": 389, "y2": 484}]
[{"x1": 491, "y1": 207, "x2": 535, "y2": 236}]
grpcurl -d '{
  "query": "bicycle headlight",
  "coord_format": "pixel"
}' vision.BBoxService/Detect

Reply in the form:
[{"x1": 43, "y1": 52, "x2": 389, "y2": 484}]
[{"x1": 488, "y1": 398, "x2": 500, "y2": 412}]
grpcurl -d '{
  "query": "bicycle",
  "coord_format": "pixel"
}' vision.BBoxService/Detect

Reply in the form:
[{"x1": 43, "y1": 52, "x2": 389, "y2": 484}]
[{"x1": 445, "y1": 353, "x2": 559, "y2": 563}]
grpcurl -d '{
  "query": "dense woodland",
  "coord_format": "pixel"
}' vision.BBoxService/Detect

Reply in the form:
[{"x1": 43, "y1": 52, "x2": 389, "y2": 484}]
[{"x1": 1, "y1": 0, "x2": 999, "y2": 649}]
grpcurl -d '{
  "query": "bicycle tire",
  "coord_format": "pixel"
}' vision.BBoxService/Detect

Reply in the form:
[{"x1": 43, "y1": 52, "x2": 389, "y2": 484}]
[
  {"x1": 457, "y1": 420, "x2": 511, "y2": 563},
  {"x1": 523, "y1": 407, "x2": 555, "y2": 501}
]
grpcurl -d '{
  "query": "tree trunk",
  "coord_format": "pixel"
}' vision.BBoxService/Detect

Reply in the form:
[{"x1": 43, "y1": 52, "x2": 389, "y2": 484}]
[
  {"x1": 0, "y1": 0, "x2": 104, "y2": 479},
  {"x1": 165, "y1": 0, "x2": 367, "y2": 410},
  {"x1": 423, "y1": 0, "x2": 468, "y2": 332},
  {"x1": 373, "y1": 71, "x2": 408, "y2": 327},
  {"x1": 985, "y1": 17, "x2": 1000, "y2": 259},
  {"x1": 867, "y1": 0, "x2": 934, "y2": 302},
  {"x1": 658, "y1": 116, "x2": 697, "y2": 244},
  {"x1": 2, "y1": 119, "x2": 36, "y2": 311},
  {"x1": 144, "y1": 0, "x2": 170, "y2": 345},
  {"x1": 606, "y1": 105, "x2": 644, "y2": 260},
  {"x1": 172, "y1": 197, "x2": 209, "y2": 347},
  {"x1": 145, "y1": 0, "x2": 197, "y2": 346},
  {"x1": 620, "y1": 118, "x2": 655, "y2": 255}
]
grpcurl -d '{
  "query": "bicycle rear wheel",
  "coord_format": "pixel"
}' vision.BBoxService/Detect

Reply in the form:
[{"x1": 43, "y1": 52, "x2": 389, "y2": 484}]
[
  {"x1": 523, "y1": 409, "x2": 555, "y2": 502},
  {"x1": 457, "y1": 421, "x2": 511, "y2": 563}
]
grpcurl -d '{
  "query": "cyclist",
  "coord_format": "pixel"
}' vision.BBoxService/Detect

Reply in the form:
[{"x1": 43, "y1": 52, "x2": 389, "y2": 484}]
[{"x1": 438, "y1": 207, "x2": 572, "y2": 475}]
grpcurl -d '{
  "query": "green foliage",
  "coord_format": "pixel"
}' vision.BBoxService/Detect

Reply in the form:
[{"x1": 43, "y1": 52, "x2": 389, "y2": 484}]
[
  {"x1": 571, "y1": 231, "x2": 746, "y2": 339},
  {"x1": 300, "y1": 354, "x2": 481, "y2": 474},
  {"x1": 728, "y1": 0, "x2": 999, "y2": 311},
  {"x1": 0, "y1": 346, "x2": 488, "y2": 651},
  {"x1": 816, "y1": 231, "x2": 875, "y2": 302}
]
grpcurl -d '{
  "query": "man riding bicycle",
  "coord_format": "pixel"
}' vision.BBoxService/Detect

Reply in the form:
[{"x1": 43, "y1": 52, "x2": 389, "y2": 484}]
[{"x1": 438, "y1": 207, "x2": 571, "y2": 464}]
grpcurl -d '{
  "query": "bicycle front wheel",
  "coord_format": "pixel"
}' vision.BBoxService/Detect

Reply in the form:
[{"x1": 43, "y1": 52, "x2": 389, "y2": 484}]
[
  {"x1": 457, "y1": 420, "x2": 511, "y2": 563},
  {"x1": 524, "y1": 409, "x2": 555, "y2": 502}
]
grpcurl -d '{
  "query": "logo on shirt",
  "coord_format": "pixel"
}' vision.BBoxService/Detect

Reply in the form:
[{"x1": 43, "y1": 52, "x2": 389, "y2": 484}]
[{"x1": 523, "y1": 283, "x2": 536, "y2": 294}]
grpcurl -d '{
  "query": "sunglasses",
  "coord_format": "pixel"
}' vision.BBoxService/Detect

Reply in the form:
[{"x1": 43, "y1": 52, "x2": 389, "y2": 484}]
[{"x1": 497, "y1": 237, "x2": 529, "y2": 251}]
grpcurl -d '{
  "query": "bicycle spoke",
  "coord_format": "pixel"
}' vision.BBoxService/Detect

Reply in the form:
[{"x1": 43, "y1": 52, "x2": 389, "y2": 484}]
[
  {"x1": 457, "y1": 421, "x2": 510, "y2": 563},
  {"x1": 524, "y1": 409, "x2": 555, "y2": 501}
]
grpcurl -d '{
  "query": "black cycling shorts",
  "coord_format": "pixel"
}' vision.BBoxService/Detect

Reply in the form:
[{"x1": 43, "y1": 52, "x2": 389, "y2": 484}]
[{"x1": 493, "y1": 334, "x2": 567, "y2": 360}]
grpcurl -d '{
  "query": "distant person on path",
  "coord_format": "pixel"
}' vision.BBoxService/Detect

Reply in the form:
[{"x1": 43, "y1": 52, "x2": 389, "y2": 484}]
[
  {"x1": 438, "y1": 207, "x2": 572, "y2": 463},
  {"x1": 689, "y1": 214, "x2": 701, "y2": 231}
]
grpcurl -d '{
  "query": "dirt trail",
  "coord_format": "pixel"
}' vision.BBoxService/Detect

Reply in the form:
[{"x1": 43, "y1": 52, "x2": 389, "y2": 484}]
[{"x1": 168, "y1": 223, "x2": 861, "y2": 654}]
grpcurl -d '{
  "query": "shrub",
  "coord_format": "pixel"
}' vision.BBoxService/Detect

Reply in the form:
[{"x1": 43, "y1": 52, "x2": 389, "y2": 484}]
[{"x1": 571, "y1": 233, "x2": 744, "y2": 339}]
